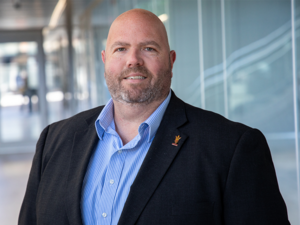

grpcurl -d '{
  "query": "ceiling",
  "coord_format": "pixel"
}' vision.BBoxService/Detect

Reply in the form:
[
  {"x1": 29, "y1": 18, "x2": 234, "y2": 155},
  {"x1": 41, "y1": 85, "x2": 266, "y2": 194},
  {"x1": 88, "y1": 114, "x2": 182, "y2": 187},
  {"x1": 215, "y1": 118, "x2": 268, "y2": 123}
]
[{"x1": 0, "y1": 0, "x2": 86, "y2": 30}]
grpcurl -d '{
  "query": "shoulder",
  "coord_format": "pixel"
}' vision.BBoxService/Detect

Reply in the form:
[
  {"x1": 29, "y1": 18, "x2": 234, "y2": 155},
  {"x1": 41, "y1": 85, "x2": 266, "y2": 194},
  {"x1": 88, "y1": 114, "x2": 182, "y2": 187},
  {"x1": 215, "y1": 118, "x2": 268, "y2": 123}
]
[
  {"x1": 180, "y1": 102, "x2": 257, "y2": 149},
  {"x1": 45, "y1": 105, "x2": 104, "y2": 136},
  {"x1": 184, "y1": 102, "x2": 251, "y2": 134},
  {"x1": 36, "y1": 106, "x2": 104, "y2": 165},
  {"x1": 168, "y1": 92, "x2": 254, "y2": 142},
  {"x1": 178, "y1": 101, "x2": 269, "y2": 173}
]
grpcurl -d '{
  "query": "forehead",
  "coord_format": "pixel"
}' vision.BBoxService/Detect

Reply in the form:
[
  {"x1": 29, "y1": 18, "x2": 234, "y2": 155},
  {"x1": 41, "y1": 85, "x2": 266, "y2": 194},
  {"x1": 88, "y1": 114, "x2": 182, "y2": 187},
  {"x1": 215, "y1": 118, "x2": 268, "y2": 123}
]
[{"x1": 107, "y1": 16, "x2": 168, "y2": 47}]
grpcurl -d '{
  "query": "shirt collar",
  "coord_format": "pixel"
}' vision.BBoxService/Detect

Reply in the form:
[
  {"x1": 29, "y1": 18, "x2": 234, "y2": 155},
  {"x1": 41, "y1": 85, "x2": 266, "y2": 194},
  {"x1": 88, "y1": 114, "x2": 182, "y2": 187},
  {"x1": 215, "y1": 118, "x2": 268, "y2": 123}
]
[
  {"x1": 141, "y1": 91, "x2": 171, "y2": 142},
  {"x1": 95, "y1": 99, "x2": 114, "y2": 140},
  {"x1": 95, "y1": 90, "x2": 171, "y2": 142}
]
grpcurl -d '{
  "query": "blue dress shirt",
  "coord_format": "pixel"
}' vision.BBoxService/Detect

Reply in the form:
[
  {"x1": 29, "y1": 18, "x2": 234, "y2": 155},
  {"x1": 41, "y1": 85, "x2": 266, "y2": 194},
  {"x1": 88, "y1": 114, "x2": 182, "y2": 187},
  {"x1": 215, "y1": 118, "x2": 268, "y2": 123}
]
[{"x1": 81, "y1": 91, "x2": 171, "y2": 225}]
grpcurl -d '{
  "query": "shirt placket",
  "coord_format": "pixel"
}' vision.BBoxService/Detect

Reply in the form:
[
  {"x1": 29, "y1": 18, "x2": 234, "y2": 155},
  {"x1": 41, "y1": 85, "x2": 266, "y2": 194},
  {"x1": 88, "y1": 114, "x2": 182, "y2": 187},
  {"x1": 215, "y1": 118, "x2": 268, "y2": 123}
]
[{"x1": 97, "y1": 147, "x2": 127, "y2": 225}]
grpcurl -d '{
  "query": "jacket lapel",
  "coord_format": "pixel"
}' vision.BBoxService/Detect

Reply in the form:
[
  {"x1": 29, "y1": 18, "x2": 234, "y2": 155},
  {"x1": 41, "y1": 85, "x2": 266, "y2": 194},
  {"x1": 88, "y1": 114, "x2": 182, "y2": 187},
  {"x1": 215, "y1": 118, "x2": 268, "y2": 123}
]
[
  {"x1": 66, "y1": 109, "x2": 103, "y2": 225},
  {"x1": 118, "y1": 92, "x2": 188, "y2": 225}
]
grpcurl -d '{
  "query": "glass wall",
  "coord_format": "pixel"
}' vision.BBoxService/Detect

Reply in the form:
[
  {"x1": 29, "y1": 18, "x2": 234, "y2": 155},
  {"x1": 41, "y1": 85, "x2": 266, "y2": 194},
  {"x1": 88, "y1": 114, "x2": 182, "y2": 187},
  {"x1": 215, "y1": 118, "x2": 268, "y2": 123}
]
[{"x1": 71, "y1": 0, "x2": 300, "y2": 223}]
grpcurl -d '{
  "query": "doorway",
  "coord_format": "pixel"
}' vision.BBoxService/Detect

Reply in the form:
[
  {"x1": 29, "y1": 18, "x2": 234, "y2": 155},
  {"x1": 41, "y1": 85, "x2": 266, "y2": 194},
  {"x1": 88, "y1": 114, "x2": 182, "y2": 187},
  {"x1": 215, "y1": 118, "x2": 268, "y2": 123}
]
[{"x1": 0, "y1": 30, "x2": 47, "y2": 154}]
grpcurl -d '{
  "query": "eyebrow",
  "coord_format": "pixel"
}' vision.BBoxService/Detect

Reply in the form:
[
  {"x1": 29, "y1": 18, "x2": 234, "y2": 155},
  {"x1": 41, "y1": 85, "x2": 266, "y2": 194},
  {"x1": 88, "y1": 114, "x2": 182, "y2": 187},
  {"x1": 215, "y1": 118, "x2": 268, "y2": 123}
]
[
  {"x1": 110, "y1": 42, "x2": 130, "y2": 51},
  {"x1": 139, "y1": 41, "x2": 161, "y2": 50},
  {"x1": 110, "y1": 41, "x2": 162, "y2": 51}
]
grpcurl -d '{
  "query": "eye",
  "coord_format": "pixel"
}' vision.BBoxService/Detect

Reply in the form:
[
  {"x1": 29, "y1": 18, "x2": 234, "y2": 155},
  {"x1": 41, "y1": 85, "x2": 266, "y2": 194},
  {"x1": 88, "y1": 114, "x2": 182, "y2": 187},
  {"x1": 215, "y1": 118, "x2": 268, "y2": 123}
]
[
  {"x1": 116, "y1": 47, "x2": 126, "y2": 52},
  {"x1": 145, "y1": 47, "x2": 155, "y2": 51}
]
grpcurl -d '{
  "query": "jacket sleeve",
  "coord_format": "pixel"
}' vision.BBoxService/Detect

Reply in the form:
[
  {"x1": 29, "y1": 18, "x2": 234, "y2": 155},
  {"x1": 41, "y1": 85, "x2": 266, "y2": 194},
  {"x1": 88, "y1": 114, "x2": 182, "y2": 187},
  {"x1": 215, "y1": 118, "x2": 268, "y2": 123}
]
[
  {"x1": 18, "y1": 125, "x2": 50, "y2": 225},
  {"x1": 223, "y1": 128, "x2": 290, "y2": 225}
]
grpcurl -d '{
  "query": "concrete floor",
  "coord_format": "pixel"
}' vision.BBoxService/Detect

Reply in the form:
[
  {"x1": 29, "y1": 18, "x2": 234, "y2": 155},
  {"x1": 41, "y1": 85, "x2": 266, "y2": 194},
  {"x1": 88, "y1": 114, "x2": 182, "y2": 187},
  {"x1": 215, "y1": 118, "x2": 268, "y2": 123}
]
[{"x1": 0, "y1": 153, "x2": 33, "y2": 225}]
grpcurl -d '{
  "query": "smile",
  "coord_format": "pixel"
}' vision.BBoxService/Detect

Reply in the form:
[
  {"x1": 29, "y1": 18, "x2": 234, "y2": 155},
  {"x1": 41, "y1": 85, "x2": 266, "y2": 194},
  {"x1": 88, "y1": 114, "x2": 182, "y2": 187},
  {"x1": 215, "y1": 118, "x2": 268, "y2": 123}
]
[{"x1": 125, "y1": 76, "x2": 146, "y2": 79}]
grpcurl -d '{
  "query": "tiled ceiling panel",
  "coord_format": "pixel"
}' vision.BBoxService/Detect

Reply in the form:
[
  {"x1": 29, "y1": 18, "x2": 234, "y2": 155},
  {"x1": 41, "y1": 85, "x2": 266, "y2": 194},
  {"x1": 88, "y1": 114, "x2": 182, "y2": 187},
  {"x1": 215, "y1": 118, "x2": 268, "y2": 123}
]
[
  {"x1": 0, "y1": 0, "x2": 57, "y2": 29},
  {"x1": 0, "y1": 0, "x2": 86, "y2": 30}
]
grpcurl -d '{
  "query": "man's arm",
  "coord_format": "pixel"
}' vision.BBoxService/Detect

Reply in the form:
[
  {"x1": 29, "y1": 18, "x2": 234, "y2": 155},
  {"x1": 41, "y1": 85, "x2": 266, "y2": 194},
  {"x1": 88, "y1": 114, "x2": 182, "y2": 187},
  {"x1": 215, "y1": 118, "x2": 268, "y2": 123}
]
[
  {"x1": 223, "y1": 128, "x2": 290, "y2": 224},
  {"x1": 18, "y1": 126, "x2": 49, "y2": 225}
]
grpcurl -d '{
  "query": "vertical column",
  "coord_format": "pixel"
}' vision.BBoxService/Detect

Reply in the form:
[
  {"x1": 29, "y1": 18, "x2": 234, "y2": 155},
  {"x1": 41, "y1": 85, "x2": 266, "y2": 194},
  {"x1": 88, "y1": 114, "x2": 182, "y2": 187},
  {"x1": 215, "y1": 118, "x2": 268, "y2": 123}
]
[
  {"x1": 87, "y1": 17, "x2": 98, "y2": 108},
  {"x1": 37, "y1": 32, "x2": 49, "y2": 128},
  {"x1": 221, "y1": 0, "x2": 228, "y2": 118},
  {"x1": 291, "y1": 0, "x2": 300, "y2": 221},
  {"x1": 133, "y1": 0, "x2": 138, "y2": 8},
  {"x1": 66, "y1": 0, "x2": 76, "y2": 114},
  {"x1": 0, "y1": 75, "x2": 2, "y2": 143},
  {"x1": 197, "y1": 0, "x2": 205, "y2": 109},
  {"x1": 152, "y1": 0, "x2": 158, "y2": 13},
  {"x1": 164, "y1": 0, "x2": 170, "y2": 38}
]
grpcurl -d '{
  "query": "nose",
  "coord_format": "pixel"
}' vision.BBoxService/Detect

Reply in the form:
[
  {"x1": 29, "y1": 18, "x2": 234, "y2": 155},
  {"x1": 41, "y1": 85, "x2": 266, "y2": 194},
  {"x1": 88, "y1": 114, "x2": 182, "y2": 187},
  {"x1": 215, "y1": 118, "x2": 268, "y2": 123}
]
[{"x1": 126, "y1": 49, "x2": 144, "y2": 67}]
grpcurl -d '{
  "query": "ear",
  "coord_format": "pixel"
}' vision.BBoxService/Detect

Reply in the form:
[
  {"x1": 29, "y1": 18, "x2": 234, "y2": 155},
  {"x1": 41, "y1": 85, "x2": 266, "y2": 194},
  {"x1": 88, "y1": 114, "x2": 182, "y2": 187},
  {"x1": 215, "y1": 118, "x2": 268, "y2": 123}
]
[
  {"x1": 170, "y1": 50, "x2": 176, "y2": 70},
  {"x1": 101, "y1": 50, "x2": 106, "y2": 63}
]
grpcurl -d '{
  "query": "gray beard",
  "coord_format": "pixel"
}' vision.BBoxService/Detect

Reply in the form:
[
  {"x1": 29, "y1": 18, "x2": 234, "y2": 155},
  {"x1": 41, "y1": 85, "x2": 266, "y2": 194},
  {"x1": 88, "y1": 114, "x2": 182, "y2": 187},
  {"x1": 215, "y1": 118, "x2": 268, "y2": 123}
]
[{"x1": 105, "y1": 66, "x2": 171, "y2": 106}]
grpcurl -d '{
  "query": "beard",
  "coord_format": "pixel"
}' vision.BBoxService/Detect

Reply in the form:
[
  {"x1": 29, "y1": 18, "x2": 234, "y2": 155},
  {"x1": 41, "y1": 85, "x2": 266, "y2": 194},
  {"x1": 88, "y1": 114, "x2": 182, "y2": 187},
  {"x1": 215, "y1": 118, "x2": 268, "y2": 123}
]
[{"x1": 105, "y1": 65, "x2": 172, "y2": 106}]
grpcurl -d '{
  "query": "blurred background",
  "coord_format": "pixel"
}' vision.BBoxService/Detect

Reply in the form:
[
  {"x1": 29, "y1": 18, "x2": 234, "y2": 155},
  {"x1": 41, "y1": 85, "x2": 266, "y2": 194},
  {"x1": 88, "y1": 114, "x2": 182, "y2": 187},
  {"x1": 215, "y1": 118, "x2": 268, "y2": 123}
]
[{"x1": 0, "y1": 0, "x2": 299, "y2": 224}]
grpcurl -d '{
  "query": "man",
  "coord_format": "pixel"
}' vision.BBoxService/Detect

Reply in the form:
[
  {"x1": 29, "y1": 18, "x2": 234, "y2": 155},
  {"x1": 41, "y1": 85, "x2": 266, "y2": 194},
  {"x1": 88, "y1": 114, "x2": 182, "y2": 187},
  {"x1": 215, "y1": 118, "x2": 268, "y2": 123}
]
[{"x1": 19, "y1": 9, "x2": 290, "y2": 225}]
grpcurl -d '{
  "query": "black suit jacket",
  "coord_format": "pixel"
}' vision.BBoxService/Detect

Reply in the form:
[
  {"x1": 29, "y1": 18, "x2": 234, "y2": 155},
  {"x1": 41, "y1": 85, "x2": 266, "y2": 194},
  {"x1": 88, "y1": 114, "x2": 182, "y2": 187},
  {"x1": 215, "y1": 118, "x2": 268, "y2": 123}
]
[{"x1": 19, "y1": 92, "x2": 290, "y2": 225}]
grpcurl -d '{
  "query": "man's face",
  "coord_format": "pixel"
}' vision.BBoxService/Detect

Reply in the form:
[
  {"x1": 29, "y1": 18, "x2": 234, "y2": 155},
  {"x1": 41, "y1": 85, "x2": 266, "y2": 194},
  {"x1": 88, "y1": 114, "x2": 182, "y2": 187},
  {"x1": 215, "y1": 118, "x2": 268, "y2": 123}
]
[{"x1": 102, "y1": 14, "x2": 176, "y2": 105}]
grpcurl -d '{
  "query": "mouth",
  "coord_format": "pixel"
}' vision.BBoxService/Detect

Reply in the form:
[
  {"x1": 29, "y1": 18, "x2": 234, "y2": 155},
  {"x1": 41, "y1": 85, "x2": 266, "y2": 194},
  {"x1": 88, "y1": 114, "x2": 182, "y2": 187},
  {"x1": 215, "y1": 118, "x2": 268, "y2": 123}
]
[
  {"x1": 124, "y1": 76, "x2": 146, "y2": 80},
  {"x1": 124, "y1": 74, "x2": 147, "y2": 80}
]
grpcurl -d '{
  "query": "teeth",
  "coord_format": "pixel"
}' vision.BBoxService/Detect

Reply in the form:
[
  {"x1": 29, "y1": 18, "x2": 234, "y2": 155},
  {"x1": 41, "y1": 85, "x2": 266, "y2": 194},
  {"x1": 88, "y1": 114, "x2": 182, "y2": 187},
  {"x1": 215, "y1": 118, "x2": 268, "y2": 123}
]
[{"x1": 126, "y1": 76, "x2": 145, "y2": 79}]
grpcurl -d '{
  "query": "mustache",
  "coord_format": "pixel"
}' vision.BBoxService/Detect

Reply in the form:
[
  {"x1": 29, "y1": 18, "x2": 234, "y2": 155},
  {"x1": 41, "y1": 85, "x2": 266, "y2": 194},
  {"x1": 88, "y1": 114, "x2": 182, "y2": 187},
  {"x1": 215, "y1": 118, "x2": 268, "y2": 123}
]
[{"x1": 120, "y1": 66, "x2": 152, "y2": 79}]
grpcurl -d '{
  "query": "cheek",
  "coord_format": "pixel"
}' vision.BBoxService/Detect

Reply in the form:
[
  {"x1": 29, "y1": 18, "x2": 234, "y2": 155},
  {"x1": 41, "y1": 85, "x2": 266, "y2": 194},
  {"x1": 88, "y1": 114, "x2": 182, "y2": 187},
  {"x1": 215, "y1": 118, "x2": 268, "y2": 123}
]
[
  {"x1": 106, "y1": 60, "x2": 123, "y2": 74},
  {"x1": 150, "y1": 61, "x2": 169, "y2": 75}
]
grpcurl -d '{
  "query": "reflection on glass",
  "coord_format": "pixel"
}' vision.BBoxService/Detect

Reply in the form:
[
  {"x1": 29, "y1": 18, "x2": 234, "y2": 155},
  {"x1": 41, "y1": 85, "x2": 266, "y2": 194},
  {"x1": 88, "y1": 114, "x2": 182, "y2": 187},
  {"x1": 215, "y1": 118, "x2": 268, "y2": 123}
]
[{"x1": 0, "y1": 42, "x2": 41, "y2": 143}]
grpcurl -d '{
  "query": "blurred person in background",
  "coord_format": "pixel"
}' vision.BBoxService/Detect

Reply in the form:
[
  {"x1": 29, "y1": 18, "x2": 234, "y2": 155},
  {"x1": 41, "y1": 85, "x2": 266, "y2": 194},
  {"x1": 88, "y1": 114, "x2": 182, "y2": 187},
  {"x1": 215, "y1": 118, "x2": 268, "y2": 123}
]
[{"x1": 19, "y1": 9, "x2": 290, "y2": 225}]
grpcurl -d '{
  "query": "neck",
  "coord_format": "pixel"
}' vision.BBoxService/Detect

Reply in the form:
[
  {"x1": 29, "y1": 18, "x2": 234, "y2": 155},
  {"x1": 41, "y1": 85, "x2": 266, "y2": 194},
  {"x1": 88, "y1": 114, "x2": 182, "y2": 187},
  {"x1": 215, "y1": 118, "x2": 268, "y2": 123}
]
[{"x1": 113, "y1": 94, "x2": 168, "y2": 145}]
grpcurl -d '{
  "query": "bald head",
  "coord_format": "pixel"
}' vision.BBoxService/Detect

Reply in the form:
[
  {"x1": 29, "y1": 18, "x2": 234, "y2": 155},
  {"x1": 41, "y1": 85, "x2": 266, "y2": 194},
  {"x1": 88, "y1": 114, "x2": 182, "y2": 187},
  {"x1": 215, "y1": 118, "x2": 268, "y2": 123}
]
[{"x1": 106, "y1": 9, "x2": 170, "y2": 51}]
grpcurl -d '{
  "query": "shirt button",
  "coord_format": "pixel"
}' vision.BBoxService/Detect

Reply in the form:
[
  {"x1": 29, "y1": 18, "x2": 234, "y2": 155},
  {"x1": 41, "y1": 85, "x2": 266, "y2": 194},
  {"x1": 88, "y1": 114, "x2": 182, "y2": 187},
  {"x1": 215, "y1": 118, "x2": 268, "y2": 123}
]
[
  {"x1": 110, "y1": 179, "x2": 114, "y2": 184},
  {"x1": 118, "y1": 150, "x2": 122, "y2": 154},
  {"x1": 102, "y1": 212, "x2": 107, "y2": 218}
]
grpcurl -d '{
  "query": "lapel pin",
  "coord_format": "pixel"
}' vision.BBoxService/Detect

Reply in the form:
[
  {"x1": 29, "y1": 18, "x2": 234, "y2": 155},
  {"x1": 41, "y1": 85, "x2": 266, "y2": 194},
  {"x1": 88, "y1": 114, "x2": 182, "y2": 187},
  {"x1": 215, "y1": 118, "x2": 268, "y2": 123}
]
[{"x1": 172, "y1": 135, "x2": 181, "y2": 146}]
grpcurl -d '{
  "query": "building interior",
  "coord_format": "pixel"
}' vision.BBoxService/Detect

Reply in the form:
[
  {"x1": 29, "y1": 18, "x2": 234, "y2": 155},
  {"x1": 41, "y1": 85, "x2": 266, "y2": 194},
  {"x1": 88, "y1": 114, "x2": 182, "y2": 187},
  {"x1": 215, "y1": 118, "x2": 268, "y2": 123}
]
[{"x1": 0, "y1": 0, "x2": 300, "y2": 224}]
